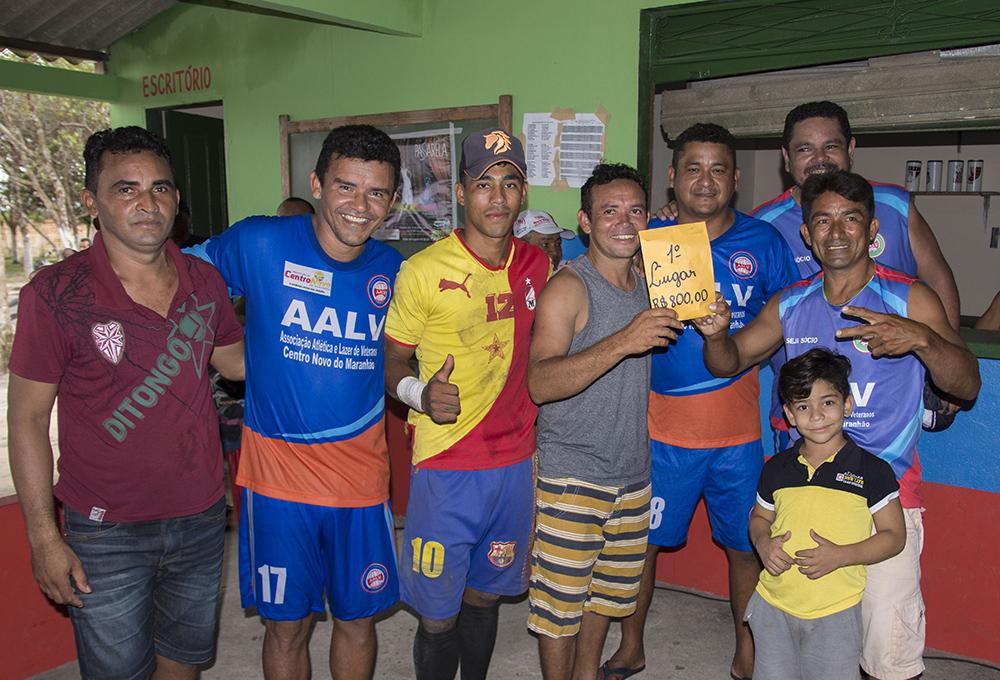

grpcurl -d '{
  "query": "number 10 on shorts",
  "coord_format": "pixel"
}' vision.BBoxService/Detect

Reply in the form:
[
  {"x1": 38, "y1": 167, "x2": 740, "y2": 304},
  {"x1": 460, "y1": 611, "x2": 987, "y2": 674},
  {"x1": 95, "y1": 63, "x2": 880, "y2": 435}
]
[
  {"x1": 411, "y1": 538, "x2": 445, "y2": 578},
  {"x1": 257, "y1": 564, "x2": 287, "y2": 604}
]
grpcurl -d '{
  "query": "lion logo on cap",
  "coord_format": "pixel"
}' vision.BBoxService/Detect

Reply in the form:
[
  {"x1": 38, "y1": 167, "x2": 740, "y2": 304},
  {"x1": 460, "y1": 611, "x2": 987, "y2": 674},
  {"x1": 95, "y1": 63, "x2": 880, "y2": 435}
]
[{"x1": 484, "y1": 130, "x2": 512, "y2": 155}]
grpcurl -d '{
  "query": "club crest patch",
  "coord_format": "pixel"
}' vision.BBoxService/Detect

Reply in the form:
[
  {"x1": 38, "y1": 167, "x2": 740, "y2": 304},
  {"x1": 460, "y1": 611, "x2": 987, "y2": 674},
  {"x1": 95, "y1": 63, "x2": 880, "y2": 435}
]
[
  {"x1": 92, "y1": 321, "x2": 125, "y2": 365},
  {"x1": 487, "y1": 541, "x2": 516, "y2": 569},
  {"x1": 868, "y1": 234, "x2": 886, "y2": 259},
  {"x1": 728, "y1": 251, "x2": 757, "y2": 280},
  {"x1": 361, "y1": 563, "x2": 389, "y2": 593},
  {"x1": 367, "y1": 274, "x2": 392, "y2": 308},
  {"x1": 524, "y1": 277, "x2": 536, "y2": 310}
]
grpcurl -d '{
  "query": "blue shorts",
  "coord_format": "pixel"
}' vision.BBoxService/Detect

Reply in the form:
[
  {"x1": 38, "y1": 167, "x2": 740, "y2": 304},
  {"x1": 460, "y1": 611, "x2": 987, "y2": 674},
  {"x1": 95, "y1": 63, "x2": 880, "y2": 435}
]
[
  {"x1": 64, "y1": 497, "x2": 226, "y2": 679},
  {"x1": 649, "y1": 439, "x2": 762, "y2": 552},
  {"x1": 239, "y1": 489, "x2": 399, "y2": 621},
  {"x1": 401, "y1": 457, "x2": 533, "y2": 620}
]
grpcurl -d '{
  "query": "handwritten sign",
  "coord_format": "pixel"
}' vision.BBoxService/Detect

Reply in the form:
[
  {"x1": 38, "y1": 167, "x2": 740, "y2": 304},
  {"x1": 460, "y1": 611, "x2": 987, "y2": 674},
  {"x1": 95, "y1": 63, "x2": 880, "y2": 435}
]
[{"x1": 639, "y1": 221, "x2": 715, "y2": 320}]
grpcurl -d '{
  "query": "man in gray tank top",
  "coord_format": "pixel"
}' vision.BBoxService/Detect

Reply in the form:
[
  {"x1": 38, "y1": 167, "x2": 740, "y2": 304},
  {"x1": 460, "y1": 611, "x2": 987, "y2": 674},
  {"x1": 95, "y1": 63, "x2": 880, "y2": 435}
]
[{"x1": 525, "y1": 163, "x2": 684, "y2": 680}]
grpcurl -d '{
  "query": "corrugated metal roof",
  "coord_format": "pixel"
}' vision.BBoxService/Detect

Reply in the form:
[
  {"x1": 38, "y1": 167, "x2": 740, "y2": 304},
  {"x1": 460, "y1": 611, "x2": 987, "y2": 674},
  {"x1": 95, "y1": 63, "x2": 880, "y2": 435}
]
[{"x1": 0, "y1": 0, "x2": 176, "y2": 59}]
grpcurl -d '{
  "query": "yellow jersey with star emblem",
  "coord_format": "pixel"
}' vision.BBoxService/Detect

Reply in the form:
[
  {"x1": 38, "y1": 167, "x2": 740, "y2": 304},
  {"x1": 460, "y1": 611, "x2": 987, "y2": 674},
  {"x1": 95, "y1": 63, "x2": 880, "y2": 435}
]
[{"x1": 385, "y1": 230, "x2": 550, "y2": 468}]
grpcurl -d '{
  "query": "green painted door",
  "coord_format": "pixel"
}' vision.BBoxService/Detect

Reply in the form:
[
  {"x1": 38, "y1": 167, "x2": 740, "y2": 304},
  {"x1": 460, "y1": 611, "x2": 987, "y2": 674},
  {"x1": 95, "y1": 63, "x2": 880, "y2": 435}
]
[{"x1": 150, "y1": 109, "x2": 228, "y2": 238}]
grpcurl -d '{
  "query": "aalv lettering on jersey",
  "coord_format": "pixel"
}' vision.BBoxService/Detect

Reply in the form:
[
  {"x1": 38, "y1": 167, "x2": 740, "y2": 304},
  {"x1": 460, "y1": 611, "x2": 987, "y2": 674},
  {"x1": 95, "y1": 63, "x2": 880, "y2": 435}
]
[
  {"x1": 487, "y1": 541, "x2": 516, "y2": 569},
  {"x1": 92, "y1": 321, "x2": 125, "y2": 365},
  {"x1": 850, "y1": 381, "x2": 876, "y2": 408},
  {"x1": 281, "y1": 299, "x2": 385, "y2": 340}
]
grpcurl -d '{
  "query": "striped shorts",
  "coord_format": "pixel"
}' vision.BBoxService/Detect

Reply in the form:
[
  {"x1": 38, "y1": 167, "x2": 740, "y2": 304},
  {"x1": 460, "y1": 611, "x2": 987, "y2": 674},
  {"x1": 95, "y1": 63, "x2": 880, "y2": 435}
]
[{"x1": 527, "y1": 476, "x2": 651, "y2": 638}]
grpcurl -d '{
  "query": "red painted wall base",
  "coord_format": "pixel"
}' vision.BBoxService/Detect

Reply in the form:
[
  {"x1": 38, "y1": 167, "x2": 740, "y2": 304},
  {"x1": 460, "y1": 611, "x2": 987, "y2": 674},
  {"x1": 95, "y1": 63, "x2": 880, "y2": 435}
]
[
  {"x1": 653, "y1": 482, "x2": 1000, "y2": 665},
  {"x1": 0, "y1": 497, "x2": 76, "y2": 680}
]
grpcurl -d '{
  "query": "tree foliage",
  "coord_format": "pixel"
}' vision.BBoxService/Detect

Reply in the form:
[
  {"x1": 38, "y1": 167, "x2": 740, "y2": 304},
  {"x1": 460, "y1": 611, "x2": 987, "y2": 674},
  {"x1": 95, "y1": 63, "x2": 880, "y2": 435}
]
[{"x1": 0, "y1": 51, "x2": 109, "y2": 262}]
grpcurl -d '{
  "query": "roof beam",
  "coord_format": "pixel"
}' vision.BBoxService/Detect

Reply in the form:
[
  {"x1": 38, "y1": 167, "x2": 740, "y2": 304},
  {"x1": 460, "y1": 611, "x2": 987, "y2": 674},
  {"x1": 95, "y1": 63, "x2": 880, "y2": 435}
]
[
  {"x1": 227, "y1": 0, "x2": 422, "y2": 36},
  {"x1": 0, "y1": 59, "x2": 120, "y2": 101},
  {"x1": 0, "y1": 37, "x2": 107, "y2": 63}
]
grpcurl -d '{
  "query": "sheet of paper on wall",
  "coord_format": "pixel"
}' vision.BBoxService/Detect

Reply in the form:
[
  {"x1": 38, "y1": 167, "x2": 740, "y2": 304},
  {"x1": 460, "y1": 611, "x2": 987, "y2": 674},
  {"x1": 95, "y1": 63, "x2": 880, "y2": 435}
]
[
  {"x1": 558, "y1": 113, "x2": 605, "y2": 188},
  {"x1": 523, "y1": 113, "x2": 558, "y2": 186},
  {"x1": 638, "y1": 221, "x2": 716, "y2": 321},
  {"x1": 521, "y1": 112, "x2": 606, "y2": 188}
]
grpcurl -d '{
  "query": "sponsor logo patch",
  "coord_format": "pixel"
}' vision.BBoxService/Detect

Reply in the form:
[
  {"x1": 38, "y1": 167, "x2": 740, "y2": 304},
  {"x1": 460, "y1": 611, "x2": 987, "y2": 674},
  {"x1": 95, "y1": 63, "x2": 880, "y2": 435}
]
[
  {"x1": 728, "y1": 251, "x2": 757, "y2": 279},
  {"x1": 361, "y1": 563, "x2": 389, "y2": 593},
  {"x1": 868, "y1": 234, "x2": 886, "y2": 259},
  {"x1": 92, "y1": 321, "x2": 125, "y2": 364},
  {"x1": 283, "y1": 261, "x2": 332, "y2": 296},
  {"x1": 853, "y1": 337, "x2": 871, "y2": 354},
  {"x1": 367, "y1": 274, "x2": 392, "y2": 308},
  {"x1": 836, "y1": 471, "x2": 864, "y2": 489},
  {"x1": 487, "y1": 541, "x2": 516, "y2": 569}
]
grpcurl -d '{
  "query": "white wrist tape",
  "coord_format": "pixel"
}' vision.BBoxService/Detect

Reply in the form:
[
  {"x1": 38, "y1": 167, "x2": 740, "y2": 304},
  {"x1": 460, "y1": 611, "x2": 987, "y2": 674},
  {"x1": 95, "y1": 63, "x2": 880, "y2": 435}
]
[{"x1": 397, "y1": 376, "x2": 428, "y2": 412}]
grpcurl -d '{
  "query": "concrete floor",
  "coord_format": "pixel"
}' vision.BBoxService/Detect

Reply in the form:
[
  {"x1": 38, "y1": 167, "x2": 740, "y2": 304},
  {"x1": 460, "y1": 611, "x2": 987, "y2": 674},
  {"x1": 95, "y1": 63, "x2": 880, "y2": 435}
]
[{"x1": 30, "y1": 523, "x2": 1000, "y2": 680}]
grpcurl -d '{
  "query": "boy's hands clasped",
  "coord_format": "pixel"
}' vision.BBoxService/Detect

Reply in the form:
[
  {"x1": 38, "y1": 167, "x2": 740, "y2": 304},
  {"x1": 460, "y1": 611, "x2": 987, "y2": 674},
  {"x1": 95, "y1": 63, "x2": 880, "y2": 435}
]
[{"x1": 754, "y1": 528, "x2": 847, "y2": 580}]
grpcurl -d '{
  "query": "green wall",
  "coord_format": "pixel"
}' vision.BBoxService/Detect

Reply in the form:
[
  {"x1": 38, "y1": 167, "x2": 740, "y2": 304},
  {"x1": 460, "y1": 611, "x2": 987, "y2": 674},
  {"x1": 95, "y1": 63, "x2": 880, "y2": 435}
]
[{"x1": 109, "y1": 0, "x2": 687, "y2": 226}]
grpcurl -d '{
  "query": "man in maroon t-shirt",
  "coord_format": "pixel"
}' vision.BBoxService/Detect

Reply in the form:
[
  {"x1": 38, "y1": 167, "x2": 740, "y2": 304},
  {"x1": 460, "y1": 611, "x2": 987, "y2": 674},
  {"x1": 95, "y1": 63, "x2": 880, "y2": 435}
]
[{"x1": 8, "y1": 126, "x2": 244, "y2": 680}]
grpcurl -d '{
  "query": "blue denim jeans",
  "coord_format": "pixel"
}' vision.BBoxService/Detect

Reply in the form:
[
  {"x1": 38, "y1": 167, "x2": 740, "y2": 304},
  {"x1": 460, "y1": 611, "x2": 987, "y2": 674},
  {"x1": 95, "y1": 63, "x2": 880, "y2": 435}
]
[{"x1": 63, "y1": 498, "x2": 226, "y2": 680}]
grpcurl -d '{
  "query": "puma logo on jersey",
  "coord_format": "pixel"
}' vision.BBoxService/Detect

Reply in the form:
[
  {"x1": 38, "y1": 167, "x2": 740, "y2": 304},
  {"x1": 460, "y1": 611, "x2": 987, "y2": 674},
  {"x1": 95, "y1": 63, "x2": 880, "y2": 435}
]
[{"x1": 439, "y1": 273, "x2": 472, "y2": 298}]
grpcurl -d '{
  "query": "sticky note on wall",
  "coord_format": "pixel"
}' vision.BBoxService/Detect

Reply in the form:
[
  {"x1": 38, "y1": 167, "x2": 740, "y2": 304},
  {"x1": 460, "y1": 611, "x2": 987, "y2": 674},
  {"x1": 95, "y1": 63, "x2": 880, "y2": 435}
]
[{"x1": 639, "y1": 221, "x2": 716, "y2": 320}]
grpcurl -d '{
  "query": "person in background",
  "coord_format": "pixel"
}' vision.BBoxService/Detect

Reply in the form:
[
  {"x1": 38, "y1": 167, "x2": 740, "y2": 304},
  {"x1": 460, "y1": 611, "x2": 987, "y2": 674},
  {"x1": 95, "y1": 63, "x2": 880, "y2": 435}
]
[
  {"x1": 8, "y1": 125, "x2": 244, "y2": 680},
  {"x1": 277, "y1": 196, "x2": 316, "y2": 217},
  {"x1": 79, "y1": 237, "x2": 92, "y2": 249},
  {"x1": 513, "y1": 208, "x2": 575, "y2": 270}
]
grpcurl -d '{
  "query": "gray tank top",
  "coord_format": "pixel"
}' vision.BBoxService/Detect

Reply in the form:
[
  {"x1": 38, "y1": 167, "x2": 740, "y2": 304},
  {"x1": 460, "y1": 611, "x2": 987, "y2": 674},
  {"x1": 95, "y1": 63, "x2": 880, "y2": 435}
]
[{"x1": 536, "y1": 256, "x2": 651, "y2": 486}]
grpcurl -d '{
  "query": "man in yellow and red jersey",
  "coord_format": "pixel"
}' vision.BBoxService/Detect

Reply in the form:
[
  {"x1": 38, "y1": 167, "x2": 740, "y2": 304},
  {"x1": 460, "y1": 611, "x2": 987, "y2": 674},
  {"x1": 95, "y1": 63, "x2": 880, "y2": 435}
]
[{"x1": 385, "y1": 128, "x2": 550, "y2": 680}]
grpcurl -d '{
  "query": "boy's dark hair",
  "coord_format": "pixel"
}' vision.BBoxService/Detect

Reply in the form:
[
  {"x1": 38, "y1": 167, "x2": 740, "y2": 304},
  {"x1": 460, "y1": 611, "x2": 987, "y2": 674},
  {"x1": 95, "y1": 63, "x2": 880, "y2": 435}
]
[
  {"x1": 580, "y1": 163, "x2": 647, "y2": 219},
  {"x1": 84, "y1": 126, "x2": 172, "y2": 192},
  {"x1": 671, "y1": 122, "x2": 736, "y2": 169},
  {"x1": 801, "y1": 170, "x2": 874, "y2": 225},
  {"x1": 779, "y1": 347, "x2": 852, "y2": 404},
  {"x1": 314, "y1": 124, "x2": 401, "y2": 190},
  {"x1": 782, "y1": 101, "x2": 852, "y2": 150}
]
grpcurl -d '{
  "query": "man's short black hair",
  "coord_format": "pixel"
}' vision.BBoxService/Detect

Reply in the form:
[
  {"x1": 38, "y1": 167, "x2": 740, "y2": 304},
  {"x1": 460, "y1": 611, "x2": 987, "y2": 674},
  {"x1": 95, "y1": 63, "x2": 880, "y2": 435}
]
[
  {"x1": 580, "y1": 163, "x2": 647, "y2": 219},
  {"x1": 278, "y1": 196, "x2": 315, "y2": 215},
  {"x1": 314, "y1": 124, "x2": 401, "y2": 190},
  {"x1": 782, "y1": 101, "x2": 852, "y2": 150},
  {"x1": 84, "y1": 126, "x2": 172, "y2": 192},
  {"x1": 671, "y1": 122, "x2": 736, "y2": 169},
  {"x1": 801, "y1": 170, "x2": 874, "y2": 225},
  {"x1": 779, "y1": 347, "x2": 852, "y2": 405}
]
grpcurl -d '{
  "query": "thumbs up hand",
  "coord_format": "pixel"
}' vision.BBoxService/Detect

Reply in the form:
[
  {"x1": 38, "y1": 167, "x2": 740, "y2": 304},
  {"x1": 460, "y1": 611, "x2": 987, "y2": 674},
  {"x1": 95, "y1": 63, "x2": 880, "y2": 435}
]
[{"x1": 422, "y1": 354, "x2": 461, "y2": 424}]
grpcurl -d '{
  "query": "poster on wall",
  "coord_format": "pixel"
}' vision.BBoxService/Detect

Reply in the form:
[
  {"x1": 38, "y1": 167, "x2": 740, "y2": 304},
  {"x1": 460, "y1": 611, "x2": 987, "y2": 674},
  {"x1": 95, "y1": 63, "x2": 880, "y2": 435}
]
[
  {"x1": 374, "y1": 128, "x2": 459, "y2": 241},
  {"x1": 522, "y1": 110, "x2": 607, "y2": 189}
]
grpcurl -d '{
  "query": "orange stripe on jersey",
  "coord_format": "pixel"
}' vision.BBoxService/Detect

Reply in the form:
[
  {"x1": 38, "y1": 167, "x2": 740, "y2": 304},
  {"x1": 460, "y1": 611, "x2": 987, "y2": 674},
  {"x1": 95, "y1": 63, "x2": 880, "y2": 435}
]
[
  {"x1": 236, "y1": 419, "x2": 389, "y2": 507},
  {"x1": 648, "y1": 368, "x2": 761, "y2": 448}
]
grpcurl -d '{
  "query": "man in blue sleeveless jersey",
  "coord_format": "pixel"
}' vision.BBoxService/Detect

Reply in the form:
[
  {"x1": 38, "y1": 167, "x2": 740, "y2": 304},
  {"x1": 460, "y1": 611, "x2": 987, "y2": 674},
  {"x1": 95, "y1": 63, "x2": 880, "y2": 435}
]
[
  {"x1": 696, "y1": 171, "x2": 980, "y2": 680},
  {"x1": 752, "y1": 101, "x2": 959, "y2": 328},
  {"x1": 604, "y1": 124, "x2": 797, "y2": 680},
  {"x1": 192, "y1": 125, "x2": 404, "y2": 680}
]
